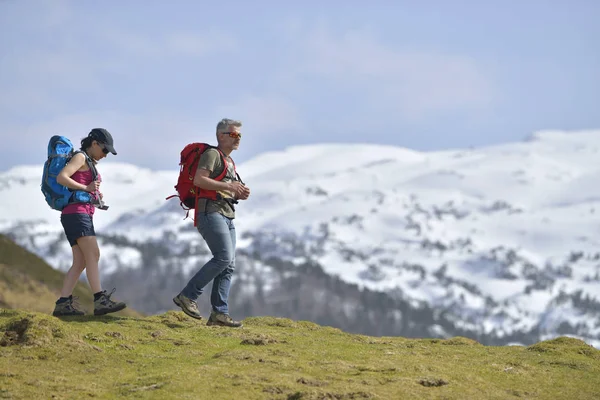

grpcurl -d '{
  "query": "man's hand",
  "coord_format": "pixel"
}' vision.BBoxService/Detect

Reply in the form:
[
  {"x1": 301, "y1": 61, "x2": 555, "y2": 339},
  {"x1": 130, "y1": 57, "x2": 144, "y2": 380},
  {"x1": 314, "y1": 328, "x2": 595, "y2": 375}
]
[
  {"x1": 237, "y1": 185, "x2": 250, "y2": 200},
  {"x1": 228, "y1": 181, "x2": 248, "y2": 199}
]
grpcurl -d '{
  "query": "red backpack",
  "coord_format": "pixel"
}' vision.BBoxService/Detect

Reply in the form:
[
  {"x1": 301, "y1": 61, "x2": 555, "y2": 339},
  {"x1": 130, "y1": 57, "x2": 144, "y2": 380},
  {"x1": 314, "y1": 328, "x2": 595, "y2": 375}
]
[{"x1": 165, "y1": 143, "x2": 232, "y2": 224}]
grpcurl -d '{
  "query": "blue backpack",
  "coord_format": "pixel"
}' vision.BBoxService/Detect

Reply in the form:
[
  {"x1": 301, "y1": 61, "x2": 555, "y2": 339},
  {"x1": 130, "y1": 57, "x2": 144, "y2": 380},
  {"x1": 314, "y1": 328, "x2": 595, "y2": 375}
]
[{"x1": 41, "y1": 135, "x2": 96, "y2": 211}]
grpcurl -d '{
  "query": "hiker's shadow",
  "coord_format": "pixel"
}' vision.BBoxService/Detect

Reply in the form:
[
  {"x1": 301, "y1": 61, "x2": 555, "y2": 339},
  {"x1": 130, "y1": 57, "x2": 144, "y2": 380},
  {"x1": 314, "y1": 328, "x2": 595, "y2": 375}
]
[{"x1": 54, "y1": 315, "x2": 130, "y2": 324}]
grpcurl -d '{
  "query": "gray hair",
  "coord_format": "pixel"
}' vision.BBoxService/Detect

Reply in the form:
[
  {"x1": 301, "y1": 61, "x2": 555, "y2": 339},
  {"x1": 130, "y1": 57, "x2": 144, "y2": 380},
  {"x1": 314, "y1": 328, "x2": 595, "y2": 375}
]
[{"x1": 216, "y1": 118, "x2": 242, "y2": 135}]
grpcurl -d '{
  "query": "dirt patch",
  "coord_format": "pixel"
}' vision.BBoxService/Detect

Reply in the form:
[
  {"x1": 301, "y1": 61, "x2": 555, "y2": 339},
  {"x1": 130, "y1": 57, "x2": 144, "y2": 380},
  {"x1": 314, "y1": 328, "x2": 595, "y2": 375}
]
[
  {"x1": 241, "y1": 334, "x2": 279, "y2": 345},
  {"x1": 84, "y1": 333, "x2": 104, "y2": 342},
  {"x1": 506, "y1": 389, "x2": 538, "y2": 397},
  {"x1": 263, "y1": 386, "x2": 286, "y2": 395},
  {"x1": 244, "y1": 316, "x2": 298, "y2": 328},
  {"x1": 441, "y1": 337, "x2": 482, "y2": 346},
  {"x1": 418, "y1": 377, "x2": 449, "y2": 387},
  {"x1": 213, "y1": 350, "x2": 253, "y2": 361},
  {"x1": 297, "y1": 377, "x2": 328, "y2": 387},
  {"x1": 129, "y1": 383, "x2": 164, "y2": 392},
  {"x1": 1, "y1": 318, "x2": 31, "y2": 346},
  {"x1": 544, "y1": 360, "x2": 588, "y2": 370},
  {"x1": 0, "y1": 330, "x2": 19, "y2": 346},
  {"x1": 162, "y1": 322, "x2": 187, "y2": 329},
  {"x1": 105, "y1": 331, "x2": 124, "y2": 339},
  {"x1": 0, "y1": 316, "x2": 63, "y2": 347},
  {"x1": 156, "y1": 311, "x2": 194, "y2": 329},
  {"x1": 287, "y1": 391, "x2": 374, "y2": 399}
]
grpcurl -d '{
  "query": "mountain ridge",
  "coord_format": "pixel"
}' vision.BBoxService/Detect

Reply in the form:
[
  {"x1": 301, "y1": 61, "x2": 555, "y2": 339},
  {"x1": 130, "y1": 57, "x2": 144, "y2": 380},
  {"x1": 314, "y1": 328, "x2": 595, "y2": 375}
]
[{"x1": 1, "y1": 129, "x2": 599, "y2": 347}]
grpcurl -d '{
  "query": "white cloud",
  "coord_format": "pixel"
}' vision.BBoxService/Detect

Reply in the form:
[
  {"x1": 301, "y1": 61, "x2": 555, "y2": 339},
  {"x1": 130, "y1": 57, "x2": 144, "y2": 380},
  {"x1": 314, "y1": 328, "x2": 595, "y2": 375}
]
[
  {"x1": 0, "y1": 17, "x2": 239, "y2": 117},
  {"x1": 212, "y1": 95, "x2": 309, "y2": 160},
  {"x1": 2, "y1": 110, "x2": 212, "y2": 170},
  {"x1": 0, "y1": 86, "x2": 63, "y2": 115},
  {"x1": 11, "y1": 48, "x2": 103, "y2": 90},
  {"x1": 98, "y1": 29, "x2": 238, "y2": 60},
  {"x1": 166, "y1": 31, "x2": 237, "y2": 57},
  {"x1": 0, "y1": 7, "x2": 498, "y2": 172},
  {"x1": 215, "y1": 95, "x2": 304, "y2": 137},
  {"x1": 290, "y1": 25, "x2": 494, "y2": 119},
  {"x1": 18, "y1": 0, "x2": 73, "y2": 29}
]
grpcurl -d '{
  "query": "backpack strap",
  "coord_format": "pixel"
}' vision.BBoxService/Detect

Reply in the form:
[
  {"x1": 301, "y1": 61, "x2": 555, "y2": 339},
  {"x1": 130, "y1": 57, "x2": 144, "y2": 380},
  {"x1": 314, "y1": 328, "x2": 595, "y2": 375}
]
[
  {"x1": 208, "y1": 147, "x2": 243, "y2": 212},
  {"x1": 72, "y1": 150, "x2": 98, "y2": 181},
  {"x1": 212, "y1": 147, "x2": 229, "y2": 182},
  {"x1": 213, "y1": 147, "x2": 244, "y2": 184},
  {"x1": 230, "y1": 158, "x2": 244, "y2": 185}
]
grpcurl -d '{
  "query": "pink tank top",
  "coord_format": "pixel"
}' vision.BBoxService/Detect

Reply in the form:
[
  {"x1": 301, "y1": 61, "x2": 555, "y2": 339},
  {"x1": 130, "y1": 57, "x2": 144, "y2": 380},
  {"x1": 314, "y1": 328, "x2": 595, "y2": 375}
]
[{"x1": 61, "y1": 168, "x2": 102, "y2": 216}]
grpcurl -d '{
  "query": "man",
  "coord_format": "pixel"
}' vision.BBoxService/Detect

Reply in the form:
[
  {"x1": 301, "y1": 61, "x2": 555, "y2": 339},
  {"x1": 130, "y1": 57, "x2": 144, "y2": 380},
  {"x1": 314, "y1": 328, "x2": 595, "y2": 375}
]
[{"x1": 173, "y1": 118, "x2": 250, "y2": 327}]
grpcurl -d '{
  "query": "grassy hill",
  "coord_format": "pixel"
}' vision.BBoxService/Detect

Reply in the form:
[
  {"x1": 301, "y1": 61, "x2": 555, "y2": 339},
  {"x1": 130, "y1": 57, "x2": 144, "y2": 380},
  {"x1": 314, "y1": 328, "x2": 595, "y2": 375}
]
[
  {"x1": 0, "y1": 234, "x2": 140, "y2": 317},
  {"x1": 1, "y1": 235, "x2": 599, "y2": 399},
  {"x1": 0, "y1": 310, "x2": 599, "y2": 399}
]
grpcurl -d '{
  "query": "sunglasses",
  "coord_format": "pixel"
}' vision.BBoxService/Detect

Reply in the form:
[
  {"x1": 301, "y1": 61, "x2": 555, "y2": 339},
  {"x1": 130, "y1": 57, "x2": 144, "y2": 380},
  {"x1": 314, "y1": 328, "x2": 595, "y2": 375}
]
[
  {"x1": 220, "y1": 131, "x2": 242, "y2": 139},
  {"x1": 97, "y1": 142, "x2": 109, "y2": 154}
]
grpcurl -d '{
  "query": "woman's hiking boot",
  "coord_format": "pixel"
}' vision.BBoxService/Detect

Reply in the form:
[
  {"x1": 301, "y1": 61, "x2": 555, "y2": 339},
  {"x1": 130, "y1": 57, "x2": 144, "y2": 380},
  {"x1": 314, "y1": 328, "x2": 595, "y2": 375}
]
[
  {"x1": 93, "y1": 288, "x2": 127, "y2": 316},
  {"x1": 52, "y1": 295, "x2": 85, "y2": 316}
]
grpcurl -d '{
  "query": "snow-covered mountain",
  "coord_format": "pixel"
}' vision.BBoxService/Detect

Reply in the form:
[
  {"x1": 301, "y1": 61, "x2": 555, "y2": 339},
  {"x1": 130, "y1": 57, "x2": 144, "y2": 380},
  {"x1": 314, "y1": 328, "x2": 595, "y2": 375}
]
[{"x1": 1, "y1": 130, "x2": 599, "y2": 347}]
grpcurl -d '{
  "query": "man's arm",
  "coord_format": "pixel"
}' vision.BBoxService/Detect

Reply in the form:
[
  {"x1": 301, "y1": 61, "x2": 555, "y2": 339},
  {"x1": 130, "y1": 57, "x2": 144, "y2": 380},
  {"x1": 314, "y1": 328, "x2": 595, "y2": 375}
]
[
  {"x1": 194, "y1": 168, "x2": 248, "y2": 198},
  {"x1": 193, "y1": 149, "x2": 226, "y2": 189},
  {"x1": 193, "y1": 168, "x2": 232, "y2": 191},
  {"x1": 193, "y1": 149, "x2": 248, "y2": 197}
]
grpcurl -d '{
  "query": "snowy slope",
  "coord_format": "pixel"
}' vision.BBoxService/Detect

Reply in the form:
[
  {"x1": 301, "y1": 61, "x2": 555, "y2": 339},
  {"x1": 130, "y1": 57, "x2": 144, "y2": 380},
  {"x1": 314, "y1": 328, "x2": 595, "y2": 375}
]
[
  {"x1": 1, "y1": 129, "x2": 599, "y2": 346},
  {"x1": 0, "y1": 163, "x2": 177, "y2": 232}
]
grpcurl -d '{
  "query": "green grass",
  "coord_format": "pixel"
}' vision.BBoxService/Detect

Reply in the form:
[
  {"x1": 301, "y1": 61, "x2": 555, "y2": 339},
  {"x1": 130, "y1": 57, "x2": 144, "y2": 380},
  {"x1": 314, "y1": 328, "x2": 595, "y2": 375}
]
[
  {"x1": 0, "y1": 310, "x2": 598, "y2": 399},
  {"x1": 1, "y1": 235, "x2": 599, "y2": 399}
]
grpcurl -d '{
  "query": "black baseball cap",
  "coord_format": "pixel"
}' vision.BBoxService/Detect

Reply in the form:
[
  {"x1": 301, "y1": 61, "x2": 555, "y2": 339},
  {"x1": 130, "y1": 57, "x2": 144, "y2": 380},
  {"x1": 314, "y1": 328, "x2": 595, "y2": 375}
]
[{"x1": 89, "y1": 128, "x2": 117, "y2": 155}]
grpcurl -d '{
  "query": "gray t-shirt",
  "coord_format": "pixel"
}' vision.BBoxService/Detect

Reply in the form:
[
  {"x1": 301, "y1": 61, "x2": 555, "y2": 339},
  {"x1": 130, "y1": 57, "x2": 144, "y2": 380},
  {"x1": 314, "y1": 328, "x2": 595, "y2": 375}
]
[{"x1": 195, "y1": 148, "x2": 238, "y2": 219}]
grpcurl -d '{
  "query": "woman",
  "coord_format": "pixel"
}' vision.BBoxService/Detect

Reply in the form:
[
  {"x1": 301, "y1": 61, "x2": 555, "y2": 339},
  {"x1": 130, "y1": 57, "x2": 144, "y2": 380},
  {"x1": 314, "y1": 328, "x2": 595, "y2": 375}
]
[{"x1": 52, "y1": 128, "x2": 127, "y2": 317}]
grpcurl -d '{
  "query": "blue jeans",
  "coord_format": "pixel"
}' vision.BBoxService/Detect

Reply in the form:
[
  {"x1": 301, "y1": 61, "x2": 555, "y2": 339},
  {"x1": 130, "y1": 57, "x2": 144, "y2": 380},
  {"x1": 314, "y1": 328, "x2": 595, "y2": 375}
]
[{"x1": 182, "y1": 211, "x2": 236, "y2": 314}]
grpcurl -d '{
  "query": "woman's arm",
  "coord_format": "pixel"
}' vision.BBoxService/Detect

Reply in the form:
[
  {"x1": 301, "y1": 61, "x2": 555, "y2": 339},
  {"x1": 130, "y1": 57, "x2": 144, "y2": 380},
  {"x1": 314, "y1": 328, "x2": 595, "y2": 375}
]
[{"x1": 57, "y1": 153, "x2": 98, "y2": 192}]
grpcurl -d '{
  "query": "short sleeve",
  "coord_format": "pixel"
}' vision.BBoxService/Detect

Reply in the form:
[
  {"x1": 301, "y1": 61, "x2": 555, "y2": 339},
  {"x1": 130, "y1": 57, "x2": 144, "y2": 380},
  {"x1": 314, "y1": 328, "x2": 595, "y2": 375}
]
[{"x1": 196, "y1": 148, "x2": 220, "y2": 174}]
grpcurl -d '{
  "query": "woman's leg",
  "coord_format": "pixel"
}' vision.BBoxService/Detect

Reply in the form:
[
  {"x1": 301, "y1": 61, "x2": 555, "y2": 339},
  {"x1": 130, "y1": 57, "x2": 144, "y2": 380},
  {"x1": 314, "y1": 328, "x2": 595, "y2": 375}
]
[
  {"x1": 59, "y1": 245, "x2": 86, "y2": 298},
  {"x1": 76, "y1": 236, "x2": 102, "y2": 294},
  {"x1": 77, "y1": 235, "x2": 127, "y2": 315},
  {"x1": 54, "y1": 214, "x2": 90, "y2": 316}
]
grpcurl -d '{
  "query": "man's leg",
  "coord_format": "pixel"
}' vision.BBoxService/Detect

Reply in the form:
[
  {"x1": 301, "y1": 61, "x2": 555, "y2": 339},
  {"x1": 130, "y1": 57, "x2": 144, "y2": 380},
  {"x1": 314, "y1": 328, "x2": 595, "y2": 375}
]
[
  {"x1": 175, "y1": 212, "x2": 234, "y2": 319},
  {"x1": 210, "y1": 217, "x2": 236, "y2": 314},
  {"x1": 207, "y1": 218, "x2": 242, "y2": 327}
]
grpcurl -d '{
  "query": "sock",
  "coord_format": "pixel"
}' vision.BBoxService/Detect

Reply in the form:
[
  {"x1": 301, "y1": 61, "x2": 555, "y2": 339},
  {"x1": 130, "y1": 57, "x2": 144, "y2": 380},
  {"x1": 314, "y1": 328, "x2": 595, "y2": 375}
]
[
  {"x1": 93, "y1": 291, "x2": 104, "y2": 301},
  {"x1": 56, "y1": 297, "x2": 70, "y2": 304}
]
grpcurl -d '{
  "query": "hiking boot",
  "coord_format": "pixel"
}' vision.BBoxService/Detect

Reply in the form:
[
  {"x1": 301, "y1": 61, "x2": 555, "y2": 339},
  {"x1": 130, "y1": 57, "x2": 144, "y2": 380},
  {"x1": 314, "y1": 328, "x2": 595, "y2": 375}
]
[
  {"x1": 206, "y1": 311, "x2": 243, "y2": 328},
  {"x1": 94, "y1": 288, "x2": 127, "y2": 316},
  {"x1": 52, "y1": 295, "x2": 85, "y2": 317},
  {"x1": 173, "y1": 293, "x2": 203, "y2": 320}
]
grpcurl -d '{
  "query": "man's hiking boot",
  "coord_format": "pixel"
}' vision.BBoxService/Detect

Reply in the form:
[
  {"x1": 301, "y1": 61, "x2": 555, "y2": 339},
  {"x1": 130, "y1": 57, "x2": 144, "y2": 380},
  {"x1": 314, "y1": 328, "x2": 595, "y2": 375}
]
[
  {"x1": 94, "y1": 289, "x2": 127, "y2": 316},
  {"x1": 173, "y1": 293, "x2": 203, "y2": 320},
  {"x1": 52, "y1": 295, "x2": 85, "y2": 317},
  {"x1": 206, "y1": 311, "x2": 243, "y2": 328}
]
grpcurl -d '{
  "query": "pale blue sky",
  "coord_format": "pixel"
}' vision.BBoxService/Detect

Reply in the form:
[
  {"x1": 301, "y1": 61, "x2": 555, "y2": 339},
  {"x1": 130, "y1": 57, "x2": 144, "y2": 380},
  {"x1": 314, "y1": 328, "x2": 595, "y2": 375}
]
[{"x1": 0, "y1": 0, "x2": 598, "y2": 170}]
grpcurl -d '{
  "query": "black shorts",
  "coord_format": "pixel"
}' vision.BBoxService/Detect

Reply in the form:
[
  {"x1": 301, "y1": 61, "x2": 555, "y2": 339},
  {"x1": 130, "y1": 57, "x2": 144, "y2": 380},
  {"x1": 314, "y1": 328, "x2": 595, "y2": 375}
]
[{"x1": 60, "y1": 213, "x2": 96, "y2": 247}]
